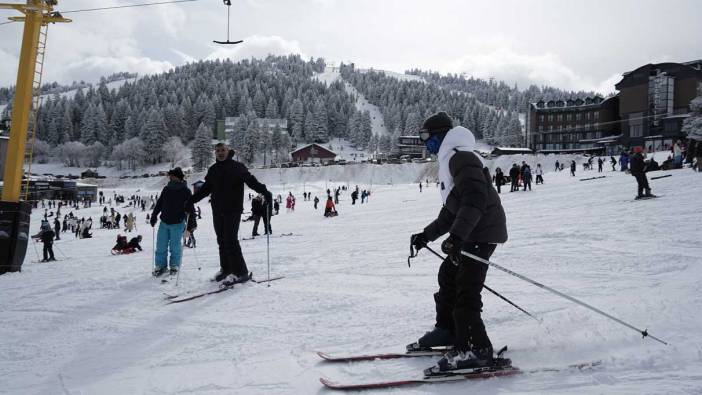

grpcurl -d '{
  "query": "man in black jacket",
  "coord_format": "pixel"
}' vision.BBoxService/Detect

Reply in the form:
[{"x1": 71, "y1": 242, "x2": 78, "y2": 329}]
[
  {"x1": 630, "y1": 147, "x2": 654, "y2": 199},
  {"x1": 409, "y1": 112, "x2": 508, "y2": 374},
  {"x1": 508, "y1": 164, "x2": 520, "y2": 192},
  {"x1": 151, "y1": 167, "x2": 197, "y2": 276},
  {"x1": 191, "y1": 143, "x2": 272, "y2": 283}
]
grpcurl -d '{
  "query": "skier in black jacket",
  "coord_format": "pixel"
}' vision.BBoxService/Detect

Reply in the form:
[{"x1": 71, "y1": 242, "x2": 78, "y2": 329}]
[
  {"x1": 409, "y1": 112, "x2": 508, "y2": 374},
  {"x1": 630, "y1": 147, "x2": 654, "y2": 199},
  {"x1": 191, "y1": 143, "x2": 272, "y2": 283},
  {"x1": 33, "y1": 224, "x2": 56, "y2": 262}
]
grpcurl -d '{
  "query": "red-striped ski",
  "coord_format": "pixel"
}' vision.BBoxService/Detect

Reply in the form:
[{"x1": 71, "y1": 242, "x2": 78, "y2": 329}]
[{"x1": 319, "y1": 361, "x2": 601, "y2": 391}]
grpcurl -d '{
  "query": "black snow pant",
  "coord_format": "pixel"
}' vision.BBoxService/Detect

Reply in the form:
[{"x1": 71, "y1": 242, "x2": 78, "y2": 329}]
[
  {"x1": 43, "y1": 242, "x2": 55, "y2": 261},
  {"x1": 495, "y1": 182, "x2": 501, "y2": 193},
  {"x1": 252, "y1": 214, "x2": 271, "y2": 235},
  {"x1": 535, "y1": 175, "x2": 544, "y2": 184},
  {"x1": 510, "y1": 179, "x2": 518, "y2": 192},
  {"x1": 213, "y1": 212, "x2": 248, "y2": 276},
  {"x1": 434, "y1": 243, "x2": 496, "y2": 353},
  {"x1": 633, "y1": 173, "x2": 650, "y2": 196}
]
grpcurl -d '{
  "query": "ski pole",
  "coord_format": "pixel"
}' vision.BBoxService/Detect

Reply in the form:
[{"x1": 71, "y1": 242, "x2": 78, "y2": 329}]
[
  {"x1": 152, "y1": 226, "x2": 156, "y2": 274},
  {"x1": 266, "y1": 199, "x2": 271, "y2": 287},
  {"x1": 423, "y1": 246, "x2": 540, "y2": 322},
  {"x1": 176, "y1": 214, "x2": 189, "y2": 288},
  {"x1": 459, "y1": 249, "x2": 669, "y2": 345}
]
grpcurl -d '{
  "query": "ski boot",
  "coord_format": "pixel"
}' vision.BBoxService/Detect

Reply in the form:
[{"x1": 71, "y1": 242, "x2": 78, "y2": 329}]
[
  {"x1": 169, "y1": 267, "x2": 179, "y2": 276},
  {"x1": 424, "y1": 347, "x2": 511, "y2": 377},
  {"x1": 222, "y1": 272, "x2": 253, "y2": 287},
  {"x1": 152, "y1": 267, "x2": 168, "y2": 277},
  {"x1": 212, "y1": 270, "x2": 230, "y2": 282},
  {"x1": 406, "y1": 327, "x2": 454, "y2": 352}
]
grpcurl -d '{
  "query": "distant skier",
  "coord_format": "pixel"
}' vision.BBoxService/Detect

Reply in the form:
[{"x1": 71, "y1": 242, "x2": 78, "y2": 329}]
[
  {"x1": 522, "y1": 165, "x2": 532, "y2": 191},
  {"x1": 555, "y1": 160, "x2": 560, "y2": 172},
  {"x1": 630, "y1": 147, "x2": 654, "y2": 199},
  {"x1": 409, "y1": 112, "x2": 508, "y2": 373},
  {"x1": 351, "y1": 189, "x2": 358, "y2": 205},
  {"x1": 534, "y1": 164, "x2": 544, "y2": 185},
  {"x1": 597, "y1": 157, "x2": 604, "y2": 172},
  {"x1": 610, "y1": 156, "x2": 617, "y2": 171},
  {"x1": 313, "y1": 196, "x2": 320, "y2": 209},
  {"x1": 33, "y1": 223, "x2": 56, "y2": 262},
  {"x1": 53, "y1": 217, "x2": 61, "y2": 240},
  {"x1": 419, "y1": 183, "x2": 423, "y2": 193},
  {"x1": 494, "y1": 167, "x2": 504, "y2": 193},
  {"x1": 191, "y1": 143, "x2": 272, "y2": 283},
  {"x1": 570, "y1": 160, "x2": 576, "y2": 177},
  {"x1": 509, "y1": 164, "x2": 519, "y2": 192}
]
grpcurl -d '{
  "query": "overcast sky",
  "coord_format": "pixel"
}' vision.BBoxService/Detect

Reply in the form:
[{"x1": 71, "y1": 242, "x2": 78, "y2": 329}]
[{"x1": 1, "y1": 0, "x2": 701, "y2": 94}]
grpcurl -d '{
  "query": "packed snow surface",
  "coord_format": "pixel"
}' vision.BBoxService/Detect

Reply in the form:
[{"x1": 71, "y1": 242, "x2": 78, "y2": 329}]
[{"x1": 1, "y1": 165, "x2": 701, "y2": 394}]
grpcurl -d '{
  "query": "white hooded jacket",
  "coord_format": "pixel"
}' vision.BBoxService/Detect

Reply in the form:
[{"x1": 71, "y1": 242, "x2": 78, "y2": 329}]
[{"x1": 437, "y1": 126, "x2": 484, "y2": 204}]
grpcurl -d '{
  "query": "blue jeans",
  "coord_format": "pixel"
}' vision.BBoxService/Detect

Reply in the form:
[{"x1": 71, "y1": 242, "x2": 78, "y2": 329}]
[{"x1": 155, "y1": 221, "x2": 186, "y2": 269}]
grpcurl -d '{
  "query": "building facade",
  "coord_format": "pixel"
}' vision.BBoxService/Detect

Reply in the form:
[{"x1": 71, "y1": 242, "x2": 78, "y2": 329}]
[
  {"x1": 397, "y1": 135, "x2": 426, "y2": 158},
  {"x1": 615, "y1": 60, "x2": 702, "y2": 151},
  {"x1": 527, "y1": 95, "x2": 620, "y2": 155},
  {"x1": 527, "y1": 60, "x2": 702, "y2": 154}
]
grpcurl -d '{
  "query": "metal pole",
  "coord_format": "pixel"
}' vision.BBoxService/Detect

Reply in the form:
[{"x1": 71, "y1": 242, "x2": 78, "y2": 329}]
[
  {"x1": 459, "y1": 249, "x2": 668, "y2": 345},
  {"x1": 1, "y1": 3, "x2": 42, "y2": 202}
]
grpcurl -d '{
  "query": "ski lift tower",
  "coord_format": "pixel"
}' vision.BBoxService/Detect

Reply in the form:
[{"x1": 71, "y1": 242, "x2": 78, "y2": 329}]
[{"x1": 0, "y1": 0, "x2": 70, "y2": 275}]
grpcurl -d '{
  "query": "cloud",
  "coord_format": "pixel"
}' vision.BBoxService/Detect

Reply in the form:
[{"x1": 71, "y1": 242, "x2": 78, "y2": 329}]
[
  {"x1": 60, "y1": 56, "x2": 174, "y2": 83},
  {"x1": 206, "y1": 35, "x2": 306, "y2": 62},
  {"x1": 0, "y1": 47, "x2": 19, "y2": 86},
  {"x1": 444, "y1": 47, "x2": 614, "y2": 93}
]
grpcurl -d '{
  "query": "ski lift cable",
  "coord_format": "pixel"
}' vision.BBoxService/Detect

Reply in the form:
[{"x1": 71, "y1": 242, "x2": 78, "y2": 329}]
[{"x1": 61, "y1": 0, "x2": 200, "y2": 14}]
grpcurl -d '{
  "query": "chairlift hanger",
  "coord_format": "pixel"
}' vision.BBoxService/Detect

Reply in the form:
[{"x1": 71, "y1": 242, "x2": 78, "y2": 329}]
[{"x1": 214, "y1": 0, "x2": 243, "y2": 45}]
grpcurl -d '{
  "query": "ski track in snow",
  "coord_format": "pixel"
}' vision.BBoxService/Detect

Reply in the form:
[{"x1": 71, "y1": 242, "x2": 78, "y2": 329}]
[
  {"x1": 1, "y1": 164, "x2": 702, "y2": 394},
  {"x1": 314, "y1": 66, "x2": 390, "y2": 138}
]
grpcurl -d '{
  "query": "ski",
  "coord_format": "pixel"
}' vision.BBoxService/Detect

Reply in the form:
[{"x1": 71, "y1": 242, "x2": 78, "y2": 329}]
[
  {"x1": 166, "y1": 283, "x2": 236, "y2": 304},
  {"x1": 319, "y1": 360, "x2": 601, "y2": 391},
  {"x1": 650, "y1": 174, "x2": 672, "y2": 180},
  {"x1": 241, "y1": 233, "x2": 296, "y2": 241},
  {"x1": 317, "y1": 349, "x2": 446, "y2": 362},
  {"x1": 251, "y1": 276, "x2": 285, "y2": 284}
]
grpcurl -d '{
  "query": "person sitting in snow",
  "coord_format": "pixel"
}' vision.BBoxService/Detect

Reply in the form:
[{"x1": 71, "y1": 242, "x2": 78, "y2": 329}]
[{"x1": 324, "y1": 196, "x2": 338, "y2": 217}]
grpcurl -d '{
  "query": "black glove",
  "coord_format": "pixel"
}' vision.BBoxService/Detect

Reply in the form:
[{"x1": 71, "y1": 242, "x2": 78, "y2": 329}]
[
  {"x1": 441, "y1": 234, "x2": 463, "y2": 262},
  {"x1": 150, "y1": 216, "x2": 157, "y2": 227},
  {"x1": 410, "y1": 232, "x2": 428, "y2": 252}
]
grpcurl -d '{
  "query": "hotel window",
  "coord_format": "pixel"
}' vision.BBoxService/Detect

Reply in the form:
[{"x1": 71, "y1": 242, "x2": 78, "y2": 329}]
[
  {"x1": 566, "y1": 113, "x2": 571, "y2": 121},
  {"x1": 629, "y1": 112, "x2": 644, "y2": 137},
  {"x1": 539, "y1": 115, "x2": 544, "y2": 122},
  {"x1": 594, "y1": 112, "x2": 599, "y2": 120},
  {"x1": 548, "y1": 114, "x2": 553, "y2": 122},
  {"x1": 576, "y1": 113, "x2": 582, "y2": 121},
  {"x1": 538, "y1": 126, "x2": 544, "y2": 132},
  {"x1": 549, "y1": 125, "x2": 554, "y2": 131},
  {"x1": 557, "y1": 114, "x2": 563, "y2": 121},
  {"x1": 586, "y1": 112, "x2": 591, "y2": 120}
]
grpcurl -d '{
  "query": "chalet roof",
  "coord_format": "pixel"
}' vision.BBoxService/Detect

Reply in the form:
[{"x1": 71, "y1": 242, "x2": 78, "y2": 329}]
[{"x1": 290, "y1": 143, "x2": 337, "y2": 156}]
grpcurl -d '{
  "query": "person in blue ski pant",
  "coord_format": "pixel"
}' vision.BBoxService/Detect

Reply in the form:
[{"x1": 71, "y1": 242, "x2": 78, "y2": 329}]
[{"x1": 150, "y1": 167, "x2": 196, "y2": 276}]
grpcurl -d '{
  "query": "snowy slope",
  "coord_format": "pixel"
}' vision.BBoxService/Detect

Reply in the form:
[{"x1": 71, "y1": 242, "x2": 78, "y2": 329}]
[
  {"x1": 2, "y1": 161, "x2": 701, "y2": 394},
  {"x1": 315, "y1": 66, "x2": 390, "y2": 138}
]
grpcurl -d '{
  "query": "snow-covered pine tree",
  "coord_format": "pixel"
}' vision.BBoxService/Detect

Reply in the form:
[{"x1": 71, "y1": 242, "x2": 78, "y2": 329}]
[
  {"x1": 80, "y1": 103, "x2": 97, "y2": 145},
  {"x1": 303, "y1": 110, "x2": 316, "y2": 143},
  {"x1": 95, "y1": 104, "x2": 112, "y2": 146},
  {"x1": 141, "y1": 108, "x2": 168, "y2": 164},
  {"x1": 191, "y1": 123, "x2": 213, "y2": 172},
  {"x1": 240, "y1": 120, "x2": 260, "y2": 164},
  {"x1": 404, "y1": 112, "x2": 423, "y2": 135},
  {"x1": 265, "y1": 97, "x2": 279, "y2": 119},
  {"x1": 163, "y1": 136, "x2": 185, "y2": 168},
  {"x1": 379, "y1": 134, "x2": 392, "y2": 153},
  {"x1": 312, "y1": 100, "x2": 329, "y2": 142},
  {"x1": 682, "y1": 83, "x2": 702, "y2": 141},
  {"x1": 289, "y1": 99, "x2": 304, "y2": 143}
]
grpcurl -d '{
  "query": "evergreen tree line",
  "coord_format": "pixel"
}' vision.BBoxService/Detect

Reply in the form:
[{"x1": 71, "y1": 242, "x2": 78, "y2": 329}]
[
  {"x1": 406, "y1": 69, "x2": 599, "y2": 113},
  {"x1": 340, "y1": 64, "x2": 524, "y2": 147},
  {"x1": 22, "y1": 55, "x2": 362, "y2": 169}
]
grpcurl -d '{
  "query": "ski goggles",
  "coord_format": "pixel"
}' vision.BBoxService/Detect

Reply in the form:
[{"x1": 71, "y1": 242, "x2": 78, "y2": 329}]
[{"x1": 419, "y1": 129, "x2": 432, "y2": 142}]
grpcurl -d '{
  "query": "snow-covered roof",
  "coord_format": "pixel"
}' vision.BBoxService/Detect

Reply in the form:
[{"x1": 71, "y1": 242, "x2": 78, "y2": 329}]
[
  {"x1": 76, "y1": 182, "x2": 98, "y2": 188},
  {"x1": 290, "y1": 143, "x2": 337, "y2": 156},
  {"x1": 494, "y1": 147, "x2": 532, "y2": 152},
  {"x1": 663, "y1": 114, "x2": 690, "y2": 119}
]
